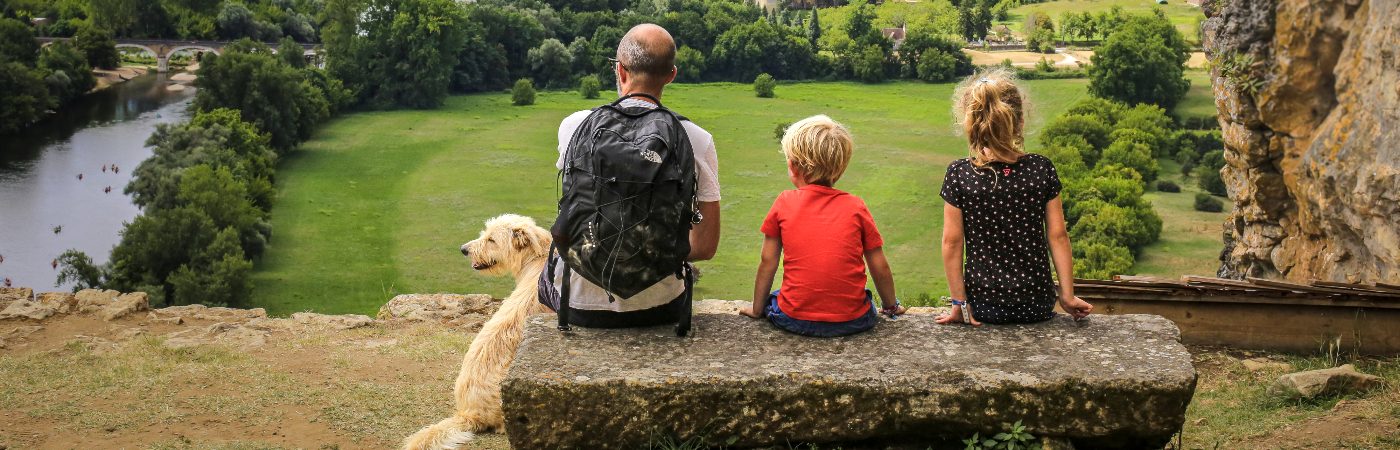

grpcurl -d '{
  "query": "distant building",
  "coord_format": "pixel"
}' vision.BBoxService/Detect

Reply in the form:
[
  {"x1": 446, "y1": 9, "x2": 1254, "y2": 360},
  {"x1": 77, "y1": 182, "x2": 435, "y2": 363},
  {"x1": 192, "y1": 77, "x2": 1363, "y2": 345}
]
[{"x1": 882, "y1": 26, "x2": 906, "y2": 50}]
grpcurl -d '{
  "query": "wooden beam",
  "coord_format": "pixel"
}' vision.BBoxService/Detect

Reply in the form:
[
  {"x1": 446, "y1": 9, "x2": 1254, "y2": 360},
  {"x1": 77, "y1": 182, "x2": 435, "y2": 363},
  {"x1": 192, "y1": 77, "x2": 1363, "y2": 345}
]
[
  {"x1": 1248, "y1": 277, "x2": 1400, "y2": 298},
  {"x1": 1075, "y1": 290, "x2": 1400, "y2": 309},
  {"x1": 1311, "y1": 280, "x2": 1400, "y2": 294}
]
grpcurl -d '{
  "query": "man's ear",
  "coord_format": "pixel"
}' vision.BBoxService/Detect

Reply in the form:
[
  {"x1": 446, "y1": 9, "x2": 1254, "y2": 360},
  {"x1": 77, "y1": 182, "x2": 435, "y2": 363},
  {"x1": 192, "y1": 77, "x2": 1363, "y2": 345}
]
[
  {"x1": 615, "y1": 61, "x2": 628, "y2": 89},
  {"x1": 664, "y1": 65, "x2": 677, "y2": 85}
]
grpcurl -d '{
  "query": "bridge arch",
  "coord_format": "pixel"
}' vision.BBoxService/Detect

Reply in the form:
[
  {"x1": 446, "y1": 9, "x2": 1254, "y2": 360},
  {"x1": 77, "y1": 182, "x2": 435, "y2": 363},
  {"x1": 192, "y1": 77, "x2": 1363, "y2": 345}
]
[{"x1": 114, "y1": 43, "x2": 157, "y2": 57}]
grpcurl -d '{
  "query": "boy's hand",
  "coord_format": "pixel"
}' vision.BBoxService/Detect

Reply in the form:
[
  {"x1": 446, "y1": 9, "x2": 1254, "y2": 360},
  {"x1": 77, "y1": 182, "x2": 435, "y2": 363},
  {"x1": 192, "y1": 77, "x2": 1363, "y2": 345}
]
[
  {"x1": 879, "y1": 305, "x2": 906, "y2": 316},
  {"x1": 935, "y1": 305, "x2": 982, "y2": 326},
  {"x1": 739, "y1": 306, "x2": 764, "y2": 319}
]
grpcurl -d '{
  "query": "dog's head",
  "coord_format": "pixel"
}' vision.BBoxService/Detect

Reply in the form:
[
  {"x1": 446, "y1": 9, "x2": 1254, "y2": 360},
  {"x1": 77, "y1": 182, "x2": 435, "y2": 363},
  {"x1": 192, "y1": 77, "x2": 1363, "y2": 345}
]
[{"x1": 461, "y1": 214, "x2": 552, "y2": 276}]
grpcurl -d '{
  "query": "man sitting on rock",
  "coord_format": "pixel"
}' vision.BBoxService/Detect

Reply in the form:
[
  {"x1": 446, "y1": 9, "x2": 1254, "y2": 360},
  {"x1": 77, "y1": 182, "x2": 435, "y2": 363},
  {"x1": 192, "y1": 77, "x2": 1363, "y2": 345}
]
[{"x1": 537, "y1": 24, "x2": 722, "y2": 328}]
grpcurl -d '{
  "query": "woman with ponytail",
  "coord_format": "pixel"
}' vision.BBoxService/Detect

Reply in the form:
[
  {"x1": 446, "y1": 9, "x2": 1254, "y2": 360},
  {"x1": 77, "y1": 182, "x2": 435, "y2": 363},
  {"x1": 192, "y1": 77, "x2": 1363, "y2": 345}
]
[{"x1": 935, "y1": 69, "x2": 1093, "y2": 325}]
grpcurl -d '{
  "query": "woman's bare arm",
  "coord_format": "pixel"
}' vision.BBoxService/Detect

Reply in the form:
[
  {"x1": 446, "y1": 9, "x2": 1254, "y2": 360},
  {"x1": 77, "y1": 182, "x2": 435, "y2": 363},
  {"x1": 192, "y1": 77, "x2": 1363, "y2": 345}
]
[{"x1": 1046, "y1": 195, "x2": 1092, "y2": 319}]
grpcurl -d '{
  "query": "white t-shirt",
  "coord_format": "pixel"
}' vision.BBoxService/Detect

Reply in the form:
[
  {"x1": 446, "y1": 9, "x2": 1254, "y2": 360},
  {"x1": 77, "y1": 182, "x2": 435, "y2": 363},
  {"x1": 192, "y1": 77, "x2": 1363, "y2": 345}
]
[{"x1": 552, "y1": 98, "x2": 722, "y2": 312}]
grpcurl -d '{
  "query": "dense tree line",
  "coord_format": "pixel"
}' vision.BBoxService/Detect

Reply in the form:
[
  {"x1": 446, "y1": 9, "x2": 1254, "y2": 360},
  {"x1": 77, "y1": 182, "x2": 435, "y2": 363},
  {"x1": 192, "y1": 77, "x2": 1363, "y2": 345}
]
[
  {"x1": 58, "y1": 39, "x2": 347, "y2": 307},
  {"x1": 3, "y1": 0, "x2": 324, "y2": 41},
  {"x1": 0, "y1": 17, "x2": 98, "y2": 133}
]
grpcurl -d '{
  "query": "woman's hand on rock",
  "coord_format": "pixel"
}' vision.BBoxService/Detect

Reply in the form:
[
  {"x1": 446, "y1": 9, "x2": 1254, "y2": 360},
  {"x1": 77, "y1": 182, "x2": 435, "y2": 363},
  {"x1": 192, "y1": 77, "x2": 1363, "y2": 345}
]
[
  {"x1": 1059, "y1": 296, "x2": 1093, "y2": 320},
  {"x1": 935, "y1": 305, "x2": 982, "y2": 326}
]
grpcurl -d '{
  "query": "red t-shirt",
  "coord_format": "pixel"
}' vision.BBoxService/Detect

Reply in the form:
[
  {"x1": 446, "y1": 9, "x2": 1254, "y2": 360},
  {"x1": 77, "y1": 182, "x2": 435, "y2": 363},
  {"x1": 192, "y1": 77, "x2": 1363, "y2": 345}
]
[{"x1": 761, "y1": 184, "x2": 884, "y2": 322}]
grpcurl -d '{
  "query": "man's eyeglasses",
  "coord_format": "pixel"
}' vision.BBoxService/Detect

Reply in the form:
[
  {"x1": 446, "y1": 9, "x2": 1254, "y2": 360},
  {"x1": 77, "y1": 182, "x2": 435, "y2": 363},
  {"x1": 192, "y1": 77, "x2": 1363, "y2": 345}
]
[{"x1": 607, "y1": 57, "x2": 629, "y2": 72}]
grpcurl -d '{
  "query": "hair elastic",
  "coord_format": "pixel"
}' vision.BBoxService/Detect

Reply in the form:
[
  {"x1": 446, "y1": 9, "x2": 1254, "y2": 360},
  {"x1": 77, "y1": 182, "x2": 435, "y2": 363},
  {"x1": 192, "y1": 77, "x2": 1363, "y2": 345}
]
[{"x1": 978, "y1": 78, "x2": 993, "y2": 84}]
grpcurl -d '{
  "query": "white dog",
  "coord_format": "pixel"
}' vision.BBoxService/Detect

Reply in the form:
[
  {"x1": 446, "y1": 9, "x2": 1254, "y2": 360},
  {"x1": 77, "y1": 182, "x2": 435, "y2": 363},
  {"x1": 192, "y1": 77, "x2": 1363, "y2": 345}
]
[{"x1": 402, "y1": 214, "x2": 553, "y2": 450}]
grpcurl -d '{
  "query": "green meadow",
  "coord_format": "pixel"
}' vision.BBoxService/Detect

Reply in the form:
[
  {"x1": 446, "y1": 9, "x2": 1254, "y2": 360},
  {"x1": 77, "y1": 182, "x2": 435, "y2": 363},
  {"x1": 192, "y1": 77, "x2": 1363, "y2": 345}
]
[
  {"x1": 1005, "y1": 0, "x2": 1207, "y2": 39},
  {"x1": 250, "y1": 79, "x2": 1221, "y2": 316}
]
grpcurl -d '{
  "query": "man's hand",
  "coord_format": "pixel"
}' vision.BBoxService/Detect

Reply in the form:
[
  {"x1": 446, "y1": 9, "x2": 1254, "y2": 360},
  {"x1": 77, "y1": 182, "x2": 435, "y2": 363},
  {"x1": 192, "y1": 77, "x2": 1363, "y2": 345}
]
[
  {"x1": 935, "y1": 305, "x2": 982, "y2": 326},
  {"x1": 1059, "y1": 296, "x2": 1093, "y2": 320},
  {"x1": 739, "y1": 306, "x2": 764, "y2": 319}
]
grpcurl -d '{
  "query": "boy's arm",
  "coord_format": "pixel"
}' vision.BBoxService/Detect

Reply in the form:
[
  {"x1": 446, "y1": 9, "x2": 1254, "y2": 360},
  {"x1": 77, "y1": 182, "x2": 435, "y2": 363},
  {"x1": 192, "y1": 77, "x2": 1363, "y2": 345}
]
[
  {"x1": 864, "y1": 246, "x2": 904, "y2": 315},
  {"x1": 741, "y1": 235, "x2": 783, "y2": 318}
]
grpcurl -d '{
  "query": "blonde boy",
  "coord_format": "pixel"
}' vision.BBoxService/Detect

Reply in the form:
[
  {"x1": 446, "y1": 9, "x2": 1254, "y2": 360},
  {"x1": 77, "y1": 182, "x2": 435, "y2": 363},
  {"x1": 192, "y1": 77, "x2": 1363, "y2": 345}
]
[{"x1": 739, "y1": 115, "x2": 905, "y2": 337}]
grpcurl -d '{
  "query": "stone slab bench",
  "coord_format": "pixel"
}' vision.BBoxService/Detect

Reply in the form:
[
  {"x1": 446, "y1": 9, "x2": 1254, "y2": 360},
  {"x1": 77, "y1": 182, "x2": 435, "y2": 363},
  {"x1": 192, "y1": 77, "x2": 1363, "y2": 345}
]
[{"x1": 502, "y1": 313, "x2": 1197, "y2": 450}]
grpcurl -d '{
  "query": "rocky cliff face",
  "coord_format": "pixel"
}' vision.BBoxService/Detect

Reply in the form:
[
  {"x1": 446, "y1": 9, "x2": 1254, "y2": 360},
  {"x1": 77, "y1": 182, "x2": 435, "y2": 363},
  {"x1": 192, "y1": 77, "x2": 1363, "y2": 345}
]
[{"x1": 1203, "y1": 0, "x2": 1400, "y2": 283}]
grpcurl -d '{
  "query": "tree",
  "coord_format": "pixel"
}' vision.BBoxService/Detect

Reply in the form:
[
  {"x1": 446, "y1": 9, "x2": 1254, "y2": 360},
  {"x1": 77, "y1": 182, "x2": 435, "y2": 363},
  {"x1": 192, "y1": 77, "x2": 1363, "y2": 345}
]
[
  {"x1": 917, "y1": 49, "x2": 956, "y2": 82},
  {"x1": 1194, "y1": 149, "x2": 1227, "y2": 195},
  {"x1": 957, "y1": 0, "x2": 993, "y2": 42},
  {"x1": 805, "y1": 7, "x2": 820, "y2": 49},
  {"x1": 73, "y1": 26, "x2": 121, "y2": 70},
  {"x1": 1088, "y1": 15, "x2": 1190, "y2": 109},
  {"x1": 341, "y1": 0, "x2": 468, "y2": 110},
  {"x1": 1039, "y1": 114, "x2": 1112, "y2": 164},
  {"x1": 38, "y1": 40, "x2": 98, "y2": 105},
  {"x1": 512, "y1": 78, "x2": 535, "y2": 106},
  {"x1": 194, "y1": 41, "x2": 330, "y2": 152},
  {"x1": 1097, "y1": 139, "x2": 1159, "y2": 183},
  {"x1": 278, "y1": 35, "x2": 306, "y2": 68},
  {"x1": 579, "y1": 75, "x2": 600, "y2": 99},
  {"x1": 217, "y1": 2, "x2": 257, "y2": 40},
  {"x1": 527, "y1": 38, "x2": 573, "y2": 88},
  {"x1": 854, "y1": 44, "x2": 885, "y2": 83},
  {"x1": 0, "y1": 18, "x2": 39, "y2": 66},
  {"x1": 844, "y1": 4, "x2": 876, "y2": 41},
  {"x1": 675, "y1": 45, "x2": 705, "y2": 82},
  {"x1": 753, "y1": 73, "x2": 775, "y2": 98},
  {"x1": 709, "y1": 21, "x2": 814, "y2": 81},
  {"x1": 127, "y1": 109, "x2": 277, "y2": 212},
  {"x1": 1022, "y1": 10, "x2": 1054, "y2": 50},
  {"x1": 56, "y1": 249, "x2": 107, "y2": 292},
  {"x1": 0, "y1": 61, "x2": 50, "y2": 134}
]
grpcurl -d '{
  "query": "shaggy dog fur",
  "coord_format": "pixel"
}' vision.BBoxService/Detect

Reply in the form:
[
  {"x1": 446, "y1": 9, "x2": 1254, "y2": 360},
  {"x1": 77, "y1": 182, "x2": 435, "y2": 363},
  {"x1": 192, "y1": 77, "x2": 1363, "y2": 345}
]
[{"x1": 401, "y1": 214, "x2": 553, "y2": 450}]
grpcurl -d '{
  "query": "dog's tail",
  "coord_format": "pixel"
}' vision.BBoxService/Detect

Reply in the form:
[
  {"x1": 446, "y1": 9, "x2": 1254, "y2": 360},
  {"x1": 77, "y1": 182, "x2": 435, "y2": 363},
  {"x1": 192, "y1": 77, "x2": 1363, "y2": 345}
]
[{"x1": 401, "y1": 415, "x2": 476, "y2": 450}]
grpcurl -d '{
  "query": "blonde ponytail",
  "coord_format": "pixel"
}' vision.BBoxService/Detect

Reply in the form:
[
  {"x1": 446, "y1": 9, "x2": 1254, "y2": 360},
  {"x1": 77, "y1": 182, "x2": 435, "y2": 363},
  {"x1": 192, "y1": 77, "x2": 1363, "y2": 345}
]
[{"x1": 951, "y1": 68, "x2": 1027, "y2": 168}]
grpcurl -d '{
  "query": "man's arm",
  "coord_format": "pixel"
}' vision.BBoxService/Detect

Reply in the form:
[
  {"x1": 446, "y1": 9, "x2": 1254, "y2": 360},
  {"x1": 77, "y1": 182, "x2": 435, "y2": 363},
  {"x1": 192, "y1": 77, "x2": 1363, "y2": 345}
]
[{"x1": 686, "y1": 201, "x2": 721, "y2": 261}]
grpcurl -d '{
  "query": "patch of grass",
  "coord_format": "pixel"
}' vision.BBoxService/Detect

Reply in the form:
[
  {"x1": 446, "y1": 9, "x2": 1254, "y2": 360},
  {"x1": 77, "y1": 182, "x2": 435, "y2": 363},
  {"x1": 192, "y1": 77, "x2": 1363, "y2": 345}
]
[
  {"x1": 251, "y1": 80, "x2": 1098, "y2": 315},
  {"x1": 1174, "y1": 70, "x2": 1217, "y2": 121},
  {"x1": 1132, "y1": 157, "x2": 1226, "y2": 277}
]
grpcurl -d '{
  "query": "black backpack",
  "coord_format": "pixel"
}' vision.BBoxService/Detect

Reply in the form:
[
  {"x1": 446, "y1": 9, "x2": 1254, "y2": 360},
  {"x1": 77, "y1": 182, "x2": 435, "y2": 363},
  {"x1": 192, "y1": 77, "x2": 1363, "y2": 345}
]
[{"x1": 550, "y1": 93, "x2": 700, "y2": 336}]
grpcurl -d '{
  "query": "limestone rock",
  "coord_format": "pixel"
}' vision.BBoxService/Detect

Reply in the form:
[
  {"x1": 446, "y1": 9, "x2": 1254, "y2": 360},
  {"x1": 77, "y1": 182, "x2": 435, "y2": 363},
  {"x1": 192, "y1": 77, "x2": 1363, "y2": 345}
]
[
  {"x1": 694, "y1": 299, "x2": 746, "y2": 314},
  {"x1": 161, "y1": 321, "x2": 271, "y2": 349},
  {"x1": 149, "y1": 304, "x2": 267, "y2": 322},
  {"x1": 0, "y1": 299, "x2": 59, "y2": 321},
  {"x1": 377, "y1": 293, "x2": 497, "y2": 322},
  {"x1": 101, "y1": 292, "x2": 149, "y2": 321},
  {"x1": 1267, "y1": 364, "x2": 1384, "y2": 399},
  {"x1": 503, "y1": 314, "x2": 1197, "y2": 449},
  {"x1": 74, "y1": 289, "x2": 121, "y2": 313},
  {"x1": 1204, "y1": 0, "x2": 1400, "y2": 282},
  {"x1": 0, "y1": 287, "x2": 34, "y2": 310},
  {"x1": 291, "y1": 312, "x2": 374, "y2": 329},
  {"x1": 36, "y1": 292, "x2": 77, "y2": 314}
]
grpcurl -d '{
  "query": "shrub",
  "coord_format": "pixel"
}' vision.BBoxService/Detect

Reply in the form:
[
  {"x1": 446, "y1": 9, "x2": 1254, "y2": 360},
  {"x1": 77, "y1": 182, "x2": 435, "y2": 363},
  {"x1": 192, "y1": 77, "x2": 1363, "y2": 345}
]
[
  {"x1": 1194, "y1": 193, "x2": 1224, "y2": 212},
  {"x1": 1035, "y1": 57, "x2": 1056, "y2": 73},
  {"x1": 1039, "y1": 41, "x2": 1056, "y2": 54},
  {"x1": 1073, "y1": 242, "x2": 1135, "y2": 279},
  {"x1": 1156, "y1": 180, "x2": 1180, "y2": 192},
  {"x1": 511, "y1": 78, "x2": 535, "y2": 106},
  {"x1": 1098, "y1": 139, "x2": 1159, "y2": 183},
  {"x1": 579, "y1": 75, "x2": 600, "y2": 99},
  {"x1": 1176, "y1": 148, "x2": 1199, "y2": 166},
  {"x1": 1194, "y1": 149, "x2": 1227, "y2": 195},
  {"x1": 854, "y1": 46, "x2": 886, "y2": 84},
  {"x1": 1039, "y1": 114, "x2": 1113, "y2": 163},
  {"x1": 774, "y1": 122, "x2": 790, "y2": 140},
  {"x1": 1179, "y1": 159, "x2": 1196, "y2": 177},
  {"x1": 753, "y1": 73, "x2": 776, "y2": 98},
  {"x1": 1000, "y1": 58, "x2": 1014, "y2": 70},
  {"x1": 917, "y1": 50, "x2": 957, "y2": 82}
]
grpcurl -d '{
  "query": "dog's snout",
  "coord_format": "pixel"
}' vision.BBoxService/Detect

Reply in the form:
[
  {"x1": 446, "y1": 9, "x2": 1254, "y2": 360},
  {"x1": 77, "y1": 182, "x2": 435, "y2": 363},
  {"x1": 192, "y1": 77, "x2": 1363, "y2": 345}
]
[{"x1": 461, "y1": 244, "x2": 470, "y2": 257}]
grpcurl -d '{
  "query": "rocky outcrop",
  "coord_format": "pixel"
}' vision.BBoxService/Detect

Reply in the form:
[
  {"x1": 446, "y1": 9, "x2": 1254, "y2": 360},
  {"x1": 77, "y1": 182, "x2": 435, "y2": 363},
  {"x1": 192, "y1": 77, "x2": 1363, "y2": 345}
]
[
  {"x1": 1267, "y1": 364, "x2": 1384, "y2": 399},
  {"x1": 1203, "y1": 0, "x2": 1400, "y2": 282},
  {"x1": 0, "y1": 287, "x2": 34, "y2": 309},
  {"x1": 503, "y1": 314, "x2": 1197, "y2": 449},
  {"x1": 376, "y1": 293, "x2": 499, "y2": 330}
]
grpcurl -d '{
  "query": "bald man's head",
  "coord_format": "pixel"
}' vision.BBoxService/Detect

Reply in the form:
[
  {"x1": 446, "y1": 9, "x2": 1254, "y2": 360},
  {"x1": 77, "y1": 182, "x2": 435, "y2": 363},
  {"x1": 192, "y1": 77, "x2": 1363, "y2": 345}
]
[{"x1": 616, "y1": 24, "x2": 676, "y2": 88}]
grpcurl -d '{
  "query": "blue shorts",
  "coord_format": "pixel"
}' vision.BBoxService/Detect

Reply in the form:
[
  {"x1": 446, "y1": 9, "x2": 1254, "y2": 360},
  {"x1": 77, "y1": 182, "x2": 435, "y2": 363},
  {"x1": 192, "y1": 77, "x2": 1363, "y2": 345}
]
[{"x1": 764, "y1": 289, "x2": 878, "y2": 338}]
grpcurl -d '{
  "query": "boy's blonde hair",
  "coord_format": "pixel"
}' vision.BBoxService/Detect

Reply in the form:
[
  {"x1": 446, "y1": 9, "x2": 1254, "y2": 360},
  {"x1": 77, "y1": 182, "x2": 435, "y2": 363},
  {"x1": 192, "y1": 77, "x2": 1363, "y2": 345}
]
[
  {"x1": 781, "y1": 115, "x2": 853, "y2": 186},
  {"x1": 951, "y1": 68, "x2": 1028, "y2": 168}
]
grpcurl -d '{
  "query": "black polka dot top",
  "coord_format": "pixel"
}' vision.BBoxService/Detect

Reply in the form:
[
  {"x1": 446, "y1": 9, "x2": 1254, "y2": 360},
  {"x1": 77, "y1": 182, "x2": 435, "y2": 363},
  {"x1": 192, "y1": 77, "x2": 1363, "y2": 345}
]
[{"x1": 939, "y1": 153, "x2": 1063, "y2": 324}]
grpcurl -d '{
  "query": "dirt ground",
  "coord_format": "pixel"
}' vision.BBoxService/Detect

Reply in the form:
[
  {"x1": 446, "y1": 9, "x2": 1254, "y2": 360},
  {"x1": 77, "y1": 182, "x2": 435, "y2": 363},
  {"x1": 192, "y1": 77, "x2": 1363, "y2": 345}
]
[
  {"x1": 1, "y1": 311, "x2": 1396, "y2": 450},
  {"x1": 962, "y1": 49, "x2": 1070, "y2": 67},
  {"x1": 1059, "y1": 50, "x2": 1210, "y2": 68}
]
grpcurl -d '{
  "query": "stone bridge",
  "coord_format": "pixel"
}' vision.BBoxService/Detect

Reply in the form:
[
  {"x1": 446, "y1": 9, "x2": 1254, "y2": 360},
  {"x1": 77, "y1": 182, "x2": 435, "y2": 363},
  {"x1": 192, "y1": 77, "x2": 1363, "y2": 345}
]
[{"x1": 36, "y1": 37, "x2": 317, "y2": 72}]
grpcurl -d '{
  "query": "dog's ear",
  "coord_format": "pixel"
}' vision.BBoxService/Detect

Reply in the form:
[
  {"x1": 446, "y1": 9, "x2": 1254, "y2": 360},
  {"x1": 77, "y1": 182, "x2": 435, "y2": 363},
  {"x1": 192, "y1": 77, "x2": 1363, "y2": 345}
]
[{"x1": 512, "y1": 227, "x2": 544, "y2": 256}]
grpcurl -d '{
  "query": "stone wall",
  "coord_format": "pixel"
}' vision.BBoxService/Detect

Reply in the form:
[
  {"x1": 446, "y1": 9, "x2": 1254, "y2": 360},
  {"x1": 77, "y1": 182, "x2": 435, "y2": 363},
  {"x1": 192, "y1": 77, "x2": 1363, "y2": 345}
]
[{"x1": 1202, "y1": 0, "x2": 1400, "y2": 282}]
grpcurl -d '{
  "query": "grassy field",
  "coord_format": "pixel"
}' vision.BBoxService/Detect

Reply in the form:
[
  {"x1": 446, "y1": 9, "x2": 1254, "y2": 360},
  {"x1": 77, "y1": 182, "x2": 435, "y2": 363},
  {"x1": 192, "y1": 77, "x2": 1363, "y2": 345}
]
[
  {"x1": 249, "y1": 79, "x2": 1221, "y2": 317},
  {"x1": 1175, "y1": 70, "x2": 1218, "y2": 120},
  {"x1": 1134, "y1": 158, "x2": 1227, "y2": 278},
  {"x1": 1004, "y1": 0, "x2": 1206, "y2": 40}
]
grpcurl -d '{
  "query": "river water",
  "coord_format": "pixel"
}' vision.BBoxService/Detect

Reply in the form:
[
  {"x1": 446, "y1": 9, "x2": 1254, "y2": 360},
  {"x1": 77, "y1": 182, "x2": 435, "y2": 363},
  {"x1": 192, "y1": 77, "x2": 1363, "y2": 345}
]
[{"x1": 0, "y1": 72, "x2": 194, "y2": 292}]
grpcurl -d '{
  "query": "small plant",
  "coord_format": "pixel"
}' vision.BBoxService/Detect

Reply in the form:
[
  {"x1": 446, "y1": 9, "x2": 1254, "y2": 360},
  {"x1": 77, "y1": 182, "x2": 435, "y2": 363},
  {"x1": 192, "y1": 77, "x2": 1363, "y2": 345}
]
[
  {"x1": 1035, "y1": 57, "x2": 1056, "y2": 73},
  {"x1": 1039, "y1": 42, "x2": 1055, "y2": 54},
  {"x1": 579, "y1": 75, "x2": 600, "y2": 99},
  {"x1": 512, "y1": 78, "x2": 536, "y2": 106},
  {"x1": 1215, "y1": 51, "x2": 1262, "y2": 97},
  {"x1": 1000, "y1": 58, "x2": 1014, "y2": 70},
  {"x1": 1194, "y1": 193, "x2": 1224, "y2": 212},
  {"x1": 962, "y1": 420, "x2": 1042, "y2": 450},
  {"x1": 773, "y1": 122, "x2": 791, "y2": 141},
  {"x1": 754, "y1": 73, "x2": 776, "y2": 98},
  {"x1": 1156, "y1": 180, "x2": 1180, "y2": 193}
]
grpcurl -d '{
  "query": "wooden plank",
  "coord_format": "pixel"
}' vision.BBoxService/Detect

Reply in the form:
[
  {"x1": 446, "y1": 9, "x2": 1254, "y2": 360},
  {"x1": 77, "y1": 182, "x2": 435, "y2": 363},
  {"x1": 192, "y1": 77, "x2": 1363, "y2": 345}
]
[
  {"x1": 1310, "y1": 280, "x2": 1400, "y2": 294},
  {"x1": 1074, "y1": 290, "x2": 1400, "y2": 309},
  {"x1": 1073, "y1": 278, "x2": 1190, "y2": 290},
  {"x1": 1089, "y1": 298, "x2": 1400, "y2": 356},
  {"x1": 1181, "y1": 275, "x2": 1312, "y2": 293},
  {"x1": 1248, "y1": 277, "x2": 1400, "y2": 298},
  {"x1": 1113, "y1": 275, "x2": 1188, "y2": 285},
  {"x1": 1377, "y1": 282, "x2": 1400, "y2": 291}
]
